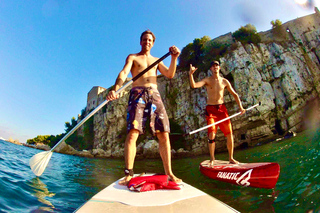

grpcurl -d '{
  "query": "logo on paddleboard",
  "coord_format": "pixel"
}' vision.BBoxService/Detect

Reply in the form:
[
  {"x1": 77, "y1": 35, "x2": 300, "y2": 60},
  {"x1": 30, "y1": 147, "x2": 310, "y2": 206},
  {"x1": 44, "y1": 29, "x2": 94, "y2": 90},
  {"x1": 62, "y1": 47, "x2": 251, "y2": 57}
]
[{"x1": 217, "y1": 169, "x2": 253, "y2": 187}]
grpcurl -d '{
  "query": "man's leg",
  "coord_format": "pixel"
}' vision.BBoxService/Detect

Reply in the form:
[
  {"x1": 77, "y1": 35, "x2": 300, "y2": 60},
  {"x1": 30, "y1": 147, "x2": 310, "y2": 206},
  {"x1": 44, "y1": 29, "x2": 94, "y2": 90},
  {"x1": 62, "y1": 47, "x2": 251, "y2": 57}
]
[
  {"x1": 118, "y1": 129, "x2": 139, "y2": 185},
  {"x1": 156, "y1": 132, "x2": 182, "y2": 183},
  {"x1": 208, "y1": 132, "x2": 216, "y2": 167},
  {"x1": 226, "y1": 133, "x2": 239, "y2": 164}
]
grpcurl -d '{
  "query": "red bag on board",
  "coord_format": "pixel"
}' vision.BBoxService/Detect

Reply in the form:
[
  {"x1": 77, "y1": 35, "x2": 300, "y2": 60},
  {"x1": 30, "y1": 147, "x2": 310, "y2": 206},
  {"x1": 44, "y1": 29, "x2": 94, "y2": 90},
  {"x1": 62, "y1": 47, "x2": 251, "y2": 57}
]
[{"x1": 127, "y1": 174, "x2": 181, "y2": 192}]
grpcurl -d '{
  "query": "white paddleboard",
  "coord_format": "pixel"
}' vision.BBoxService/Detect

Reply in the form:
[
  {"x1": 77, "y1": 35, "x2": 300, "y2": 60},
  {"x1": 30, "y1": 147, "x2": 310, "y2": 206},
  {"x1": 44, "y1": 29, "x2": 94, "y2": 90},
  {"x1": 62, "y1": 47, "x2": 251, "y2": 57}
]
[{"x1": 75, "y1": 173, "x2": 239, "y2": 213}]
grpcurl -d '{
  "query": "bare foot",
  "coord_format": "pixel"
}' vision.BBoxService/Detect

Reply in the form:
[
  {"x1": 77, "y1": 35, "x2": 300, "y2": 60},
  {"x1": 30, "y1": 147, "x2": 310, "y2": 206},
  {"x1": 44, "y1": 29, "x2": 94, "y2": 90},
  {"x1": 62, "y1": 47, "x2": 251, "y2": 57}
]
[
  {"x1": 118, "y1": 175, "x2": 132, "y2": 186},
  {"x1": 168, "y1": 174, "x2": 182, "y2": 183},
  {"x1": 209, "y1": 160, "x2": 215, "y2": 167},
  {"x1": 229, "y1": 159, "x2": 240, "y2": 164}
]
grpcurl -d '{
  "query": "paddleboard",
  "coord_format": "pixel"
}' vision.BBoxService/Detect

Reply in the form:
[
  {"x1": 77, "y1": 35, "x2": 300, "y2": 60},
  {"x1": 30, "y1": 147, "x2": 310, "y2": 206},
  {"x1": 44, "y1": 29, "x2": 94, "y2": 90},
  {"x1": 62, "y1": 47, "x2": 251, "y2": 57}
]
[
  {"x1": 75, "y1": 173, "x2": 239, "y2": 213},
  {"x1": 200, "y1": 160, "x2": 280, "y2": 189}
]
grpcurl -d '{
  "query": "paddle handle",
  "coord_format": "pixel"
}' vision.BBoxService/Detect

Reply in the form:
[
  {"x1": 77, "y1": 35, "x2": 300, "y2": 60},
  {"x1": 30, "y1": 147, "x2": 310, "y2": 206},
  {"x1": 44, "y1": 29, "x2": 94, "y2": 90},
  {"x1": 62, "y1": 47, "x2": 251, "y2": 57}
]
[
  {"x1": 51, "y1": 52, "x2": 171, "y2": 151},
  {"x1": 188, "y1": 102, "x2": 261, "y2": 136}
]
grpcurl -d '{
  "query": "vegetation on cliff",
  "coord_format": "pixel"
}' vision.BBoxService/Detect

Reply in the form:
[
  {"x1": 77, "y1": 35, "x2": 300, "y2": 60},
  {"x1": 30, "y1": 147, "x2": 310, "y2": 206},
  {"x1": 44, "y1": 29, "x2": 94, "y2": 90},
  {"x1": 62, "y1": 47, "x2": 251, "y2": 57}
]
[
  {"x1": 178, "y1": 24, "x2": 262, "y2": 74},
  {"x1": 27, "y1": 108, "x2": 94, "y2": 151}
]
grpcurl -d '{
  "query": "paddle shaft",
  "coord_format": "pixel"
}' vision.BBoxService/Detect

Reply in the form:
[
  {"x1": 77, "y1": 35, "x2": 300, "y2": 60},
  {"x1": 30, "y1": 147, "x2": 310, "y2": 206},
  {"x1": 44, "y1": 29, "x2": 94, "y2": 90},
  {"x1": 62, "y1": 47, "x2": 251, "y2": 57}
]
[
  {"x1": 187, "y1": 103, "x2": 260, "y2": 136},
  {"x1": 51, "y1": 51, "x2": 171, "y2": 151}
]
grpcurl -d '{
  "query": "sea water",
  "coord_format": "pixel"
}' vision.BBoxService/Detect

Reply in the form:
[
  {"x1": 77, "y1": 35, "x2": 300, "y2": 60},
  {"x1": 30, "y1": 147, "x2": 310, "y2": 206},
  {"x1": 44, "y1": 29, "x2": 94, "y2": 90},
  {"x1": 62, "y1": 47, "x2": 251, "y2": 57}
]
[{"x1": 0, "y1": 127, "x2": 319, "y2": 213}]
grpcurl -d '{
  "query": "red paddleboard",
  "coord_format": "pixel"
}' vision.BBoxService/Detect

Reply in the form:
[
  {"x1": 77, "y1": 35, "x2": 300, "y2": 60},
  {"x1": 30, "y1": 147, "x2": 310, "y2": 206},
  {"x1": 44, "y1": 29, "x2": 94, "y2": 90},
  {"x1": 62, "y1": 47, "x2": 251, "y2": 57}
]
[{"x1": 199, "y1": 160, "x2": 280, "y2": 189}]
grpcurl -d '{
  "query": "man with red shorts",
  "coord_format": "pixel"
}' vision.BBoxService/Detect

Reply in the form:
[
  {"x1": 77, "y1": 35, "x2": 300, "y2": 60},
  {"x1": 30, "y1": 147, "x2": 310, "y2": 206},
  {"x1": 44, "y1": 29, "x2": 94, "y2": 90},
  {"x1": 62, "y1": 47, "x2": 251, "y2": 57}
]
[{"x1": 189, "y1": 61, "x2": 246, "y2": 166}]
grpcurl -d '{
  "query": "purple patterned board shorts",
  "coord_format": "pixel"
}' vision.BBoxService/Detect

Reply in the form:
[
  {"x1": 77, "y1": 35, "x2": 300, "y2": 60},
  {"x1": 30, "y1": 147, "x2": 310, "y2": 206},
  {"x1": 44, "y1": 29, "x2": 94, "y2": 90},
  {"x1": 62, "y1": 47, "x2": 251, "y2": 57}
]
[{"x1": 127, "y1": 86, "x2": 170, "y2": 135}]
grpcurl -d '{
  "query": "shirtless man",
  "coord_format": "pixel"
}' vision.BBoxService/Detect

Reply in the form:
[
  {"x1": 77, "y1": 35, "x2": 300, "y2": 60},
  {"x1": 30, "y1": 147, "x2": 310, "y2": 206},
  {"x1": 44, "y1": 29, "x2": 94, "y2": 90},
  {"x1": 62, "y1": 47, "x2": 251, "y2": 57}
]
[
  {"x1": 107, "y1": 30, "x2": 182, "y2": 185},
  {"x1": 189, "y1": 61, "x2": 246, "y2": 166}
]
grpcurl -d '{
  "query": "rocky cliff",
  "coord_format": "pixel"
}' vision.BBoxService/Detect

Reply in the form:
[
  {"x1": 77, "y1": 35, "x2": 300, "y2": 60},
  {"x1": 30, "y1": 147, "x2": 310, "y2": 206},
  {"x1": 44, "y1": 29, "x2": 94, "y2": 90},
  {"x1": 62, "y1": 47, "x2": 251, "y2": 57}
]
[{"x1": 86, "y1": 9, "x2": 320, "y2": 158}]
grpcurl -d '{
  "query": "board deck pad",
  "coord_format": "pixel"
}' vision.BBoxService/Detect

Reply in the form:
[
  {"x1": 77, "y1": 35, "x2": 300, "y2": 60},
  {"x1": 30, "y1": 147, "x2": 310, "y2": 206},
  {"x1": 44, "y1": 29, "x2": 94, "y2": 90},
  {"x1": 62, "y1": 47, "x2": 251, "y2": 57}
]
[
  {"x1": 91, "y1": 179, "x2": 205, "y2": 206},
  {"x1": 75, "y1": 173, "x2": 239, "y2": 213},
  {"x1": 200, "y1": 160, "x2": 280, "y2": 189}
]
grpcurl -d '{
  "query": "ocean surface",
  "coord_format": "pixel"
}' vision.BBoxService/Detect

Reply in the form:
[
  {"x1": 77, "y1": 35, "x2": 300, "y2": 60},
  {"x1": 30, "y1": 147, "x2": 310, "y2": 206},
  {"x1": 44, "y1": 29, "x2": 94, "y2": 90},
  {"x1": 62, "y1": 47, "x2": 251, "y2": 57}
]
[{"x1": 0, "y1": 127, "x2": 319, "y2": 213}]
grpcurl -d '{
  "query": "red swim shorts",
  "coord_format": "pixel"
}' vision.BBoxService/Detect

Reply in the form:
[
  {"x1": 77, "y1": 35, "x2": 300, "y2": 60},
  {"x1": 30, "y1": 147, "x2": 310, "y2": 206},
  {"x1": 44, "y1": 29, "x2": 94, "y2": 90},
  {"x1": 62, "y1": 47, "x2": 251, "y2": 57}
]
[{"x1": 205, "y1": 104, "x2": 232, "y2": 136}]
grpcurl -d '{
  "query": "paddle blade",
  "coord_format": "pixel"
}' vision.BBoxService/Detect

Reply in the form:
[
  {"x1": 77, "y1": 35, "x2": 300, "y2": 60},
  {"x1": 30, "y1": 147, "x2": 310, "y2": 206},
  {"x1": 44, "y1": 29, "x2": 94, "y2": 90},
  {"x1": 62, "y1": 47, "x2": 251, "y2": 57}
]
[{"x1": 29, "y1": 151, "x2": 53, "y2": 176}]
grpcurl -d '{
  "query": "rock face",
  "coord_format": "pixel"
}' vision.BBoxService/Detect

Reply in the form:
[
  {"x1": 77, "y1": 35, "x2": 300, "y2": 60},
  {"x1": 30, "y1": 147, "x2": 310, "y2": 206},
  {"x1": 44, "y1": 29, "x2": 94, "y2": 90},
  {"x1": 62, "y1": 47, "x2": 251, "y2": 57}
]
[{"x1": 84, "y1": 9, "x2": 320, "y2": 158}]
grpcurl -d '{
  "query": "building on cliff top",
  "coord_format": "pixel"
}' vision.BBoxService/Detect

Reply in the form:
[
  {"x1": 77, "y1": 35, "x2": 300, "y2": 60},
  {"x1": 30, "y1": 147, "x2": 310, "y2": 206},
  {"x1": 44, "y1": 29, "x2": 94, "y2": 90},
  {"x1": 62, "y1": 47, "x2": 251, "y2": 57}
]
[{"x1": 87, "y1": 86, "x2": 106, "y2": 113}]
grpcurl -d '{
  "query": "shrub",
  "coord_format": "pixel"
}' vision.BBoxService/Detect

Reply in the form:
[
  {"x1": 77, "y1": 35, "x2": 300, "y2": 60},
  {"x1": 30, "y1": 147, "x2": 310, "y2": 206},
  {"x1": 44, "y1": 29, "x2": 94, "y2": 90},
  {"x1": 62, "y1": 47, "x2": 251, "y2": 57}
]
[
  {"x1": 178, "y1": 36, "x2": 211, "y2": 70},
  {"x1": 232, "y1": 24, "x2": 261, "y2": 45}
]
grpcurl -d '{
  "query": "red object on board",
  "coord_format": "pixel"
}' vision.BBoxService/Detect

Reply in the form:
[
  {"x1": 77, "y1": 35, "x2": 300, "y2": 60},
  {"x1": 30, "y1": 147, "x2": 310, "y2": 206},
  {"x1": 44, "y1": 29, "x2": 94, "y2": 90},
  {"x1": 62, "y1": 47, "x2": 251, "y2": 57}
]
[
  {"x1": 199, "y1": 160, "x2": 280, "y2": 189},
  {"x1": 128, "y1": 174, "x2": 181, "y2": 192}
]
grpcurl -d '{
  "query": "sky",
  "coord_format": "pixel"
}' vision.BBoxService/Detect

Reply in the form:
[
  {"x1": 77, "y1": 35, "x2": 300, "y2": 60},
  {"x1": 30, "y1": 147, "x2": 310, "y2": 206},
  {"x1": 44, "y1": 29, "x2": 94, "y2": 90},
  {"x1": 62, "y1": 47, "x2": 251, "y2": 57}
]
[{"x1": 0, "y1": 0, "x2": 319, "y2": 143}]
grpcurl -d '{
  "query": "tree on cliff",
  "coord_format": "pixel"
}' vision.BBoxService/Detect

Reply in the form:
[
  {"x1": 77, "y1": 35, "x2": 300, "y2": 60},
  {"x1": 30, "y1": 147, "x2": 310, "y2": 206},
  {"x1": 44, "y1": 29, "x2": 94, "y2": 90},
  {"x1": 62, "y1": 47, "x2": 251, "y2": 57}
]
[
  {"x1": 232, "y1": 24, "x2": 261, "y2": 45},
  {"x1": 64, "y1": 117, "x2": 77, "y2": 132},
  {"x1": 27, "y1": 135, "x2": 52, "y2": 145},
  {"x1": 178, "y1": 36, "x2": 211, "y2": 70},
  {"x1": 271, "y1": 19, "x2": 287, "y2": 39},
  {"x1": 178, "y1": 24, "x2": 262, "y2": 73},
  {"x1": 271, "y1": 19, "x2": 282, "y2": 28},
  {"x1": 64, "y1": 115, "x2": 94, "y2": 151},
  {"x1": 27, "y1": 112, "x2": 94, "y2": 151}
]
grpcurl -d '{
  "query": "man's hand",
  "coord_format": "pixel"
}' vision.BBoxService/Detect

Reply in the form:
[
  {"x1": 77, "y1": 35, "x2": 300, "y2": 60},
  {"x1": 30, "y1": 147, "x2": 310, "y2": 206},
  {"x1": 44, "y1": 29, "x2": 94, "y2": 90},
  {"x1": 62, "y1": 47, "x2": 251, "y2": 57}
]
[
  {"x1": 106, "y1": 90, "x2": 119, "y2": 101},
  {"x1": 189, "y1": 64, "x2": 198, "y2": 75},
  {"x1": 169, "y1": 45, "x2": 180, "y2": 58},
  {"x1": 240, "y1": 108, "x2": 246, "y2": 115}
]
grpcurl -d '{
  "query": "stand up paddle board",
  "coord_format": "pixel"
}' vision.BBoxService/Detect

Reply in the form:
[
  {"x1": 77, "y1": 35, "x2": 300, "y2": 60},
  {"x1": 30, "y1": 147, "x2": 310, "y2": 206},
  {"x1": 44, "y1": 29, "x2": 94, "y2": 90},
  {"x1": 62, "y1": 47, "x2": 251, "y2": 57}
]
[
  {"x1": 75, "y1": 173, "x2": 239, "y2": 213},
  {"x1": 200, "y1": 160, "x2": 280, "y2": 189}
]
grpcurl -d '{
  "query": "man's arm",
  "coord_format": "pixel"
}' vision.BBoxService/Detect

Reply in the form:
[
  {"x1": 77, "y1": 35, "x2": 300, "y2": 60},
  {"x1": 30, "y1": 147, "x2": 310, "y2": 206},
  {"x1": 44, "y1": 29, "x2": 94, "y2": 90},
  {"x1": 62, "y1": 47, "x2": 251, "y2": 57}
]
[
  {"x1": 189, "y1": 64, "x2": 206, "y2": 88},
  {"x1": 157, "y1": 46, "x2": 180, "y2": 79},
  {"x1": 106, "y1": 55, "x2": 133, "y2": 101},
  {"x1": 225, "y1": 79, "x2": 246, "y2": 114}
]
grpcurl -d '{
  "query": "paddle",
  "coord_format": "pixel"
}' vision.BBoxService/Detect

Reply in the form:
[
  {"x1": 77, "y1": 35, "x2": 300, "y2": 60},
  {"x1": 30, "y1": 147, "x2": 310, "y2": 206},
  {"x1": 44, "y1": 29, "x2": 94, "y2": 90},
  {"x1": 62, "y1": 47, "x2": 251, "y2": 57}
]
[
  {"x1": 29, "y1": 51, "x2": 172, "y2": 176},
  {"x1": 186, "y1": 102, "x2": 261, "y2": 136}
]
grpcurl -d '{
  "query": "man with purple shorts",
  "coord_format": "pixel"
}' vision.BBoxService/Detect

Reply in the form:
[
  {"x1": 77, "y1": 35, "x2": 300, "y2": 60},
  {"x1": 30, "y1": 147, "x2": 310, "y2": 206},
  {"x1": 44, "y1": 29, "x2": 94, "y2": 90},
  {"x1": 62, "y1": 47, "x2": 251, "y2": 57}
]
[{"x1": 107, "y1": 30, "x2": 181, "y2": 185}]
